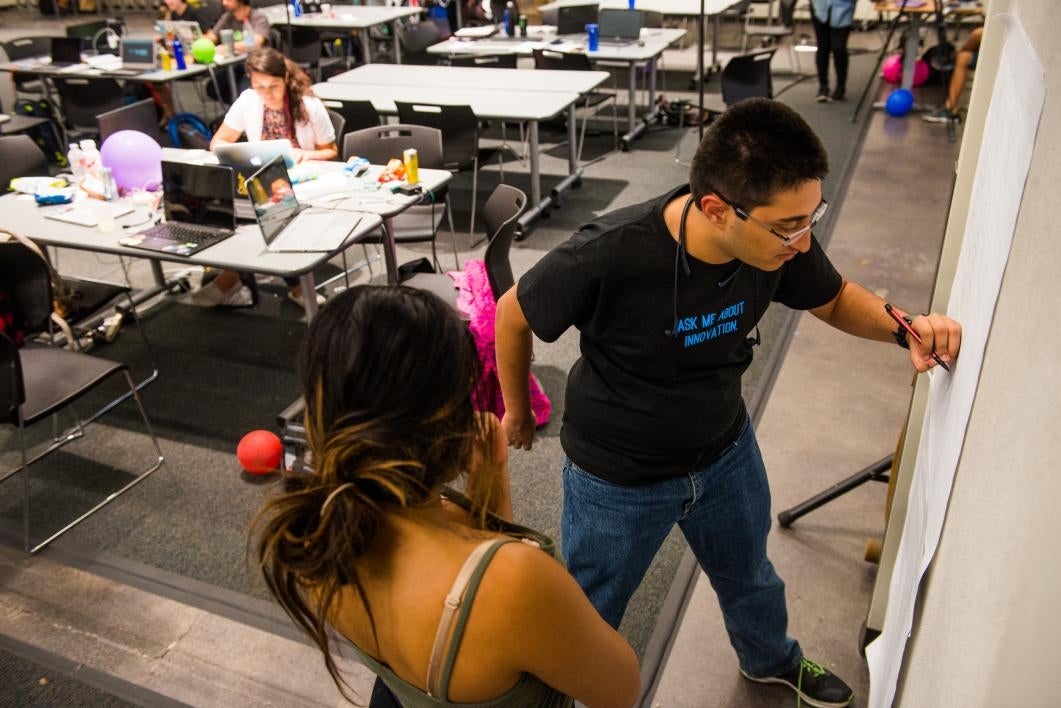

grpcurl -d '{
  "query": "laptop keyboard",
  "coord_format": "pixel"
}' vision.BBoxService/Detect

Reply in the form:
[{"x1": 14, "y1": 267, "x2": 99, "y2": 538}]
[{"x1": 144, "y1": 222, "x2": 225, "y2": 244}]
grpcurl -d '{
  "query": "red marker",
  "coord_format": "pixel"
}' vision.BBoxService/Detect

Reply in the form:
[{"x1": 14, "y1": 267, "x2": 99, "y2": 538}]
[{"x1": 885, "y1": 303, "x2": 950, "y2": 372}]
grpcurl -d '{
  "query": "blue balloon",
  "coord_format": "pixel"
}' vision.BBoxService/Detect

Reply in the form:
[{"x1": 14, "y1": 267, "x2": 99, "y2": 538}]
[{"x1": 885, "y1": 88, "x2": 914, "y2": 117}]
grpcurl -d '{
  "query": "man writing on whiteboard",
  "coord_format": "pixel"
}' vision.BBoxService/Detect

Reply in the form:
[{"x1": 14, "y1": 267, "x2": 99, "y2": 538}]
[{"x1": 495, "y1": 99, "x2": 962, "y2": 708}]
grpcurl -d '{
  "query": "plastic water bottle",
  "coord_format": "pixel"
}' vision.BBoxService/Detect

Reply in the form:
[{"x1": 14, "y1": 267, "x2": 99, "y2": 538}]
[
  {"x1": 172, "y1": 36, "x2": 187, "y2": 70},
  {"x1": 79, "y1": 139, "x2": 101, "y2": 178},
  {"x1": 67, "y1": 143, "x2": 84, "y2": 180},
  {"x1": 292, "y1": 0, "x2": 302, "y2": 17},
  {"x1": 504, "y1": 1, "x2": 516, "y2": 36},
  {"x1": 100, "y1": 166, "x2": 119, "y2": 200}
]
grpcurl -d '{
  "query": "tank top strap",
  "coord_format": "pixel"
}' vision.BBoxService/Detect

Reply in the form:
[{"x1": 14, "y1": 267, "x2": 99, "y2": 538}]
[{"x1": 425, "y1": 538, "x2": 514, "y2": 701}]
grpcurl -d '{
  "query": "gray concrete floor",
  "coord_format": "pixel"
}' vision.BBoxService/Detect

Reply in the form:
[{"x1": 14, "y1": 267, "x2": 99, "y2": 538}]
[{"x1": 0, "y1": 8, "x2": 963, "y2": 706}]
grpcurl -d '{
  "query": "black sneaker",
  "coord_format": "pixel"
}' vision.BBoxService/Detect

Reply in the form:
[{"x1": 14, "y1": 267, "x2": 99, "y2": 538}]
[
  {"x1": 816, "y1": 86, "x2": 831, "y2": 103},
  {"x1": 831, "y1": 87, "x2": 845, "y2": 101},
  {"x1": 923, "y1": 107, "x2": 960, "y2": 124},
  {"x1": 741, "y1": 657, "x2": 853, "y2": 708}
]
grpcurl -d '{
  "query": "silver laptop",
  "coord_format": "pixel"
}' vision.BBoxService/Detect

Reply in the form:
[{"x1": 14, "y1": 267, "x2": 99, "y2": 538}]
[
  {"x1": 214, "y1": 139, "x2": 294, "y2": 196},
  {"x1": 597, "y1": 8, "x2": 643, "y2": 46},
  {"x1": 117, "y1": 37, "x2": 158, "y2": 72},
  {"x1": 247, "y1": 156, "x2": 359, "y2": 253},
  {"x1": 155, "y1": 20, "x2": 203, "y2": 49}
]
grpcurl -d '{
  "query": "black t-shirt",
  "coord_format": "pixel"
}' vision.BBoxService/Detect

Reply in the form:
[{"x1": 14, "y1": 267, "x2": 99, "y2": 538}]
[
  {"x1": 174, "y1": 6, "x2": 209, "y2": 30},
  {"x1": 517, "y1": 185, "x2": 843, "y2": 485}
]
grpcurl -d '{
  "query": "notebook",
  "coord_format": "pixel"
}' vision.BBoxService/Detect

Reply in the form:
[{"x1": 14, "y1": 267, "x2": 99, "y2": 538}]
[
  {"x1": 597, "y1": 9, "x2": 643, "y2": 45},
  {"x1": 214, "y1": 140, "x2": 295, "y2": 197},
  {"x1": 44, "y1": 201, "x2": 135, "y2": 227},
  {"x1": 246, "y1": 156, "x2": 359, "y2": 253},
  {"x1": 124, "y1": 162, "x2": 236, "y2": 257}
]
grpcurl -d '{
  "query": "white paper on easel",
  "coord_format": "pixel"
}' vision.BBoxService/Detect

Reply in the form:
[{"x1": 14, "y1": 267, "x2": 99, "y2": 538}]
[{"x1": 865, "y1": 15, "x2": 1045, "y2": 708}]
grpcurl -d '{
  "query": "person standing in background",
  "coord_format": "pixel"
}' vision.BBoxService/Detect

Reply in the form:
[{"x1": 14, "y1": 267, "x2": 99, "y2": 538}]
[{"x1": 810, "y1": 0, "x2": 855, "y2": 102}]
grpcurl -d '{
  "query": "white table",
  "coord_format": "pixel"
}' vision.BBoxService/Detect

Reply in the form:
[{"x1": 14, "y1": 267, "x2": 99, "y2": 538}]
[
  {"x1": 261, "y1": 5, "x2": 422, "y2": 65},
  {"x1": 313, "y1": 74, "x2": 587, "y2": 234},
  {"x1": 426, "y1": 26, "x2": 686, "y2": 147}
]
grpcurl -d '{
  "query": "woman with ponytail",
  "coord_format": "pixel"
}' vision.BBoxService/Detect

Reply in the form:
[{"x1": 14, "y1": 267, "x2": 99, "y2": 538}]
[
  {"x1": 254, "y1": 286, "x2": 639, "y2": 708},
  {"x1": 198, "y1": 47, "x2": 336, "y2": 307}
]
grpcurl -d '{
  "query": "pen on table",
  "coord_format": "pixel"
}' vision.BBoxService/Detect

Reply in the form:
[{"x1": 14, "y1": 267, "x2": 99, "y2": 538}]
[{"x1": 884, "y1": 303, "x2": 951, "y2": 372}]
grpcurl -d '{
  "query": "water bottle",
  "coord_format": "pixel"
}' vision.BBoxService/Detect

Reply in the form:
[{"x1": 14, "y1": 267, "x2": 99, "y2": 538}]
[
  {"x1": 172, "y1": 36, "x2": 187, "y2": 70},
  {"x1": 67, "y1": 143, "x2": 84, "y2": 181},
  {"x1": 292, "y1": 0, "x2": 302, "y2": 17},
  {"x1": 79, "y1": 139, "x2": 101, "y2": 178},
  {"x1": 101, "y1": 166, "x2": 119, "y2": 200},
  {"x1": 504, "y1": 1, "x2": 515, "y2": 36}
]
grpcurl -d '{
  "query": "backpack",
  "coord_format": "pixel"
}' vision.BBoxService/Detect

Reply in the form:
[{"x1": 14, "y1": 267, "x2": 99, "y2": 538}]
[{"x1": 13, "y1": 98, "x2": 69, "y2": 167}]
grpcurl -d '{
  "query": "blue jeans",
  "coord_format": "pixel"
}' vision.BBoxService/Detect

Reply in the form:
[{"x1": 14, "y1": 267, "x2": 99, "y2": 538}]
[{"x1": 561, "y1": 417, "x2": 801, "y2": 678}]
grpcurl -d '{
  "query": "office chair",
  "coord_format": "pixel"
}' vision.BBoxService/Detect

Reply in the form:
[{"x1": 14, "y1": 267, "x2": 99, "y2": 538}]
[
  {"x1": 319, "y1": 99, "x2": 381, "y2": 136},
  {"x1": 532, "y1": 48, "x2": 619, "y2": 161},
  {"x1": 1, "y1": 36, "x2": 55, "y2": 98},
  {"x1": 96, "y1": 98, "x2": 162, "y2": 144},
  {"x1": 402, "y1": 183, "x2": 527, "y2": 310},
  {"x1": 395, "y1": 101, "x2": 504, "y2": 238},
  {"x1": 0, "y1": 241, "x2": 164, "y2": 554},
  {"x1": 448, "y1": 53, "x2": 518, "y2": 69},
  {"x1": 396, "y1": 20, "x2": 442, "y2": 65},
  {"x1": 50, "y1": 76, "x2": 124, "y2": 144},
  {"x1": 0, "y1": 135, "x2": 51, "y2": 186},
  {"x1": 326, "y1": 108, "x2": 346, "y2": 147},
  {"x1": 742, "y1": 0, "x2": 802, "y2": 74},
  {"x1": 274, "y1": 25, "x2": 344, "y2": 81},
  {"x1": 342, "y1": 124, "x2": 458, "y2": 270}
]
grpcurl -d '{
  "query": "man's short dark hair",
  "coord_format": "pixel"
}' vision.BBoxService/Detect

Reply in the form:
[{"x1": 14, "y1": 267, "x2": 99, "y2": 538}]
[{"x1": 689, "y1": 98, "x2": 829, "y2": 210}]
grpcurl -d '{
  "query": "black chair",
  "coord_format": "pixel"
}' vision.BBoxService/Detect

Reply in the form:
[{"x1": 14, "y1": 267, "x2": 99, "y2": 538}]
[
  {"x1": 326, "y1": 108, "x2": 345, "y2": 149},
  {"x1": 1, "y1": 36, "x2": 56, "y2": 98},
  {"x1": 0, "y1": 241, "x2": 164, "y2": 554},
  {"x1": 342, "y1": 124, "x2": 458, "y2": 270},
  {"x1": 50, "y1": 76, "x2": 124, "y2": 143},
  {"x1": 742, "y1": 0, "x2": 801, "y2": 74},
  {"x1": 532, "y1": 48, "x2": 619, "y2": 160},
  {"x1": 0, "y1": 129, "x2": 51, "y2": 179},
  {"x1": 396, "y1": 20, "x2": 442, "y2": 66},
  {"x1": 395, "y1": 101, "x2": 504, "y2": 238},
  {"x1": 403, "y1": 183, "x2": 527, "y2": 309},
  {"x1": 712, "y1": 47, "x2": 776, "y2": 110},
  {"x1": 274, "y1": 25, "x2": 344, "y2": 81},
  {"x1": 319, "y1": 99, "x2": 381, "y2": 138}
]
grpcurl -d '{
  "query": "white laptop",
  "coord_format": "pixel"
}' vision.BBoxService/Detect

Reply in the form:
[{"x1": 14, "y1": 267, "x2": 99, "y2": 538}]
[
  {"x1": 246, "y1": 156, "x2": 360, "y2": 252},
  {"x1": 155, "y1": 20, "x2": 204, "y2": 49},
  {"x1": 214, "y1": 139, "x2": 294, "y2": 196}
]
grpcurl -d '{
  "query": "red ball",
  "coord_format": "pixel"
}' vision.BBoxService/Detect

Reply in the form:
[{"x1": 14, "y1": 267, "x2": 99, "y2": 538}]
[{"x1": 237, "y1": 430, "x2": 283, "y2": 474}]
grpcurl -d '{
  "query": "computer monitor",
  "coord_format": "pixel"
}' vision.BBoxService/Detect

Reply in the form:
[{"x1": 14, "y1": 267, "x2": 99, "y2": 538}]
[
  {"x1": 97, "y1": 98, "x2": 162, "y2": 144},
  {"x1": 557, "y1": 4, "x2": 599, "y2": 35}
]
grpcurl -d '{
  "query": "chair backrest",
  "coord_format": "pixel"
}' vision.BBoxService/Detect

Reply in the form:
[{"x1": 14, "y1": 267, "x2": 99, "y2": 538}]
[
  {"x1": 52, "y1": 77, "x2": 125, "y2": 134},
  {"x1": 321, "y1": 98, "x2": 381, "y2": 136},
  {"x1": 342, "y1": 124, "x2": 445, "y2": 169},
  {"x1": 481, "y1": 184, "x2": 527, "y2": 300},
  {"x1": 0, "y1": 331, "x2": 26, "y2": 422},
  {"x1": 96, "y1": 97, "x2": 162, "y2": 144},
  {"x1": 393, "y1": 101, "x2": 478, "y2": 170},
  {"x1": 449, "y1": 53, "x2": 518, "y2": 69},
  {"x1": 0, "y1": 136, "x2": 49, "y2": 188},
  {"x1": 326, "y1": 108, "x2": 345, "y2": 147},
  {"x1": 0, "y1": 239, "x2": 54, "y2": 336},
  {"x1": 65, "y1": 19, "x2": 109, "y2": 48},
  {"x1": 532, "y1": 48, "x2": 592, "y2": 72},
  {"x1": 640, "y1": 10, "x2": 664, "y2": 28},
  {"x1": 721, "y1": 49, "x2": 775, "y2": 105},
  {"x1": 1, "y1": 36, "x2": 55, "y2": 61},
  {"x1": 278, "y1": 25, "x2": 324, "y2": 64},
  {"x1": 397, "y1": 21, "x2": 441, "y2": 64}
]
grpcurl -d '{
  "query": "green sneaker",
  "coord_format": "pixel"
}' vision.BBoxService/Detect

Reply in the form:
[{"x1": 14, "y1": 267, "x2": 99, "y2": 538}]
[{"x1": 741, "y1": 656, "x2": 853, "y2": 708}]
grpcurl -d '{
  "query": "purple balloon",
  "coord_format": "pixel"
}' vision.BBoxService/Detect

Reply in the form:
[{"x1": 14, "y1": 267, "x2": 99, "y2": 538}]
[{"x1": 100, "y1": 130, "x2": 163, "y2": 192}]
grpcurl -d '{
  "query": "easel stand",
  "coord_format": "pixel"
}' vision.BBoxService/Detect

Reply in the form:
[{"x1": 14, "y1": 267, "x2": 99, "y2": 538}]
[
  {"x1": 777, "y1": 454, "x2": 892, "y2": 527},
  {"x1": 851, "y1": 3, "x2": 908, "y2": 123}
]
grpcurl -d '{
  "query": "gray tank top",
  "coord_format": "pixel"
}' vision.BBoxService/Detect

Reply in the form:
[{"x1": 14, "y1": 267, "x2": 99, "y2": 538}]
[{"x1": 348, "y1": 535, "x2": 574, "y2": 708}]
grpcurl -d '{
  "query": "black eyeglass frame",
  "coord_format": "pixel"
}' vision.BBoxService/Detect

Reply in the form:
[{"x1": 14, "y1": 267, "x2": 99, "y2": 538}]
[{"x1": 706, "y1": 186, "x2": 829, "y2": 247}]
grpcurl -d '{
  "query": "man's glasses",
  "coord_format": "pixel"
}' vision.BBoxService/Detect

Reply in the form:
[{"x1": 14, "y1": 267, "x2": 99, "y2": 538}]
[{"x1": 710, "y1": 187, "x2": 829, "y2": 247}]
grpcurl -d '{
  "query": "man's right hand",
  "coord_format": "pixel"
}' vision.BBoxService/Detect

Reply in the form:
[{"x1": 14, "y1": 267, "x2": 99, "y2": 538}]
[{"x1": 502, "y1": 409, "x2": 536, "y2": 451}]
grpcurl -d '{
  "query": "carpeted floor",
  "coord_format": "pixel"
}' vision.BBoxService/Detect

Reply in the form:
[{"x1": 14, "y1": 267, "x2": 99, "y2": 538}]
[{"x1": 0, "y1": 46, "x2": 883, "y2": 670}]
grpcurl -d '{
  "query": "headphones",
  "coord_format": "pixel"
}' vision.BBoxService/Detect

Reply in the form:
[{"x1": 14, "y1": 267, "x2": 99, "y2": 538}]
[{"x1": 665, "y1": 194, "x2": 761, "y2": 349}]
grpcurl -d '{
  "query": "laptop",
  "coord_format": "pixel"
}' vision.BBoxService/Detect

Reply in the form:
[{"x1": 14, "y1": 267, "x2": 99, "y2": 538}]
[
  {"x1": 556, "y1": 4, "x2": 599, "y2": 36},
  {"x1": 214, "y1": 140, "x2": 295, "y2": 197},
  {"x1": 49, "y1": 36, "x2": 83, "y2": 68},
  {"x1": 597, "y1": 9, "x2": 643, "y2": 46},
  {"x1": 124, "y1": 162, "x2": 237, "y2": 257},
  {"x1": 97, "y1": 98, "x2": 162, "y2": 144},
  {"x1": 154, "y1": 20, "x2": 204, "y2": 50},
  {"x1": 115, "y1": 37, "x2": 158, "y2": 73},
  {"x1": 246, "y1": 156, "x2": 360, "y2": 252}
]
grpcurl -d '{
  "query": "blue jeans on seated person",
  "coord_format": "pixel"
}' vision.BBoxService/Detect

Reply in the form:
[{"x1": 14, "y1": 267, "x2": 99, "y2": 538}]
[{"x1": 560, "y1": 416, "x2": 801, "y2": 678}]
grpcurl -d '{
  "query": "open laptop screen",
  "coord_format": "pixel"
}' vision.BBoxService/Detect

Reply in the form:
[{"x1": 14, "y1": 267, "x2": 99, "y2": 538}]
[
  {"x1": 161, "y1": 161, "x2": 236, "y2": 230},
  {"x1": 598, "y1": 9, "x2": 642, "y2": 40},
  {"x1": 120, "y1": 37, "x2": 157, "y2": 70},
  {"x1": 97, "y1": 98, "x2": 162, "y2": 144},
  {"x1": 246, "y1": 157, "x2": 300, "y2": 246},
  {"x1": 214, "y1": 139, "x2": 294, "y2": 196},
  {"x1": 557, "y1": 4, "x2": 599, "y2": 35},
  {"x1": 50, "y1": 37, "x2": 82, "y2": 65}
]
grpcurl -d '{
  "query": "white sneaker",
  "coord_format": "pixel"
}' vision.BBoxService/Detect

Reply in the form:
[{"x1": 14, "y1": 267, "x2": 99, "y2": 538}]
[
  {"x1": 287, "y1": 289, "x2": 326, "y2": 307},
  {"x1": 189, "y1": 283, "x2": 253, "y2": 308}
]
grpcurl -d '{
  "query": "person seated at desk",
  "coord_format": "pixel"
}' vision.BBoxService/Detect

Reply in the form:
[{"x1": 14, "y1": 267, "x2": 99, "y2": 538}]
[
  {"x1": 192, "y1": 47, "x2": 338, "y2": 308},
  {"x1": 253, "y1": 285, "x2": 640, "y2": 708},
  {"x1": 205, "y1": 0, "x2": 271, "y2": 52},
  {"x1": 163, "y1": 0, "x2": 208, "y2": 28},
  {"x1": 924, "y1": 26, "x2": 982, "y2": 124}
]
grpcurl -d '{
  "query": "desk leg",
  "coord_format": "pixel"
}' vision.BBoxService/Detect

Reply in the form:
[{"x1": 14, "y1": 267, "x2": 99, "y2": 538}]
[
  {"x1": 299, "y1": 272, "x2": 320, "y2": 319},
  {"x1": 568, "y1": 105, "x2": 578, "y2": 175},
  {"x1": 362, "y1": 28, "x2": 372, "y2": 65},
  {"x1": 151, "y1": 260, "x2": 166, "y2": 290},
  {"x1": 627, "y1": 62, "x2": 637, "y2": 136},
  {"x1": 381, "y1": 216, "x2": 399, "y2": 284},
  {"x1": 227, "y1": 64, "x2": 239, "y2": 104},
  {"x1": 391, "y1": 22, "x2": 402, "y2": 64},
  {"x1": 900, "y1": 14, "x2": 920, "y2": 91},
  {"x1": 517, "y1": 112, "x2": 584, "y2": 240}
]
